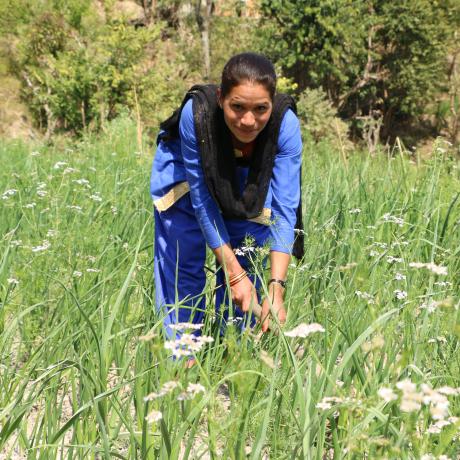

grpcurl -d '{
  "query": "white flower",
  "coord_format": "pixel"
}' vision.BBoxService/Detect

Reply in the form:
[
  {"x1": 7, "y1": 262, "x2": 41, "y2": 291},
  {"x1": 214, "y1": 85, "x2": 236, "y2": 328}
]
[
  {"x1": 396, "y1": 379, "x2": 417, "y2": 393},
  {"x1": 420, "y1": 300, "x2": 438, "y2": 313},
  {"x1": 437, "y1": 386, "x2": 460, "y2": 396},
  {"x1": 86, "y1": 268, "x2": 101, "y2": 273},
  {"x1": 409, "y1": 262, "x2": 448, "y2": 276},
  {"x1": 381, "y1": 213, "x2": 405, "y2": 226},
  {"x1": 284, "y1": 323, "x2": 325, "y2": 338},
  {"x1": 430, "y1": 401, "x2": 449, "y2": 420},
  {"x1": 394, "y1": 290, "x2": 408, "y2": 300},
  {"x1": 434, "y1": 281, "x2": 451, "y2": 287},
  {"x1": 7, "y1": 278, "x2": 19, "y2": 285},
  {"x1": 23, "y1": 203, "x2": 36, "y2": 209},
  {"x1": 90, "y1": 194, "x2": 102, "y2": 202},
  {"x1": 169, "y1": 322, "x2": 204, "y2": 331},
  {"x1": 145, "y1": 410, "x2": 162, "y2": 423},
  {"x1": 111, "y1": 206, "x2": 118, "y2": 214},
  {"x1": 315, "y1": 401, "x2": 332, "y2": 410},
  {"x1": 46, "y1": 229, "x2": 57, "y2": 238},
  {"x1": 2, "y1": 189, "x2": 18, "y2": 200},
  {"x1": 400, "y1": 397, "x2": 422, "y2": 413},
  {"x1": 394, "y1": 272, "x2": 406, "y2": 280},
  {"x1": 387, "y1": 256, "x2": 403, "y2": 264},
  {"x1": 63, "y1": 167, "x2": 78, "y2": 174},
  {"x1": 53, "y1": 161, "x2": 68, "y2": 169},
  {"x1": 378, "y1": 387, "x2": 397, "y2": 402},
  {"x1": 186, "y1": 383, "x2": 206, "y2": 395},
  {"x1": 30, "y1": 150, "x2": 40, "y2": 156},
  {"x1": 144, "y1": 381, "x2": 180, "y2": 401},
  {"x1": 164, "y1": 333, "x2": 214, "y2": 358},
  {"x1": 349, "y1": 208, "x2": 361, "y2": 214},
  {"x1": 37, "y1": 190, "x2": 47, "y2": 197},
  {"x1": 31, "y1": 240, "x2": 51, "y2": 252},
  {"x1": 73, "y1": 271, "x2": 83, "y2": 278},
  {"x1": 73, "y1": 178, "x2": 90, "y2": 186},
  {"x1": 67, "y1": 205, "x2": 82, "y2": 212}
]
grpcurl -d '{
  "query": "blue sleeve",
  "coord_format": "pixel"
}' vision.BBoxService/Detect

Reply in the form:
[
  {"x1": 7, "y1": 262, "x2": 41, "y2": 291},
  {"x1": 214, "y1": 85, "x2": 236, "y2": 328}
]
[
  {"x1": 269, "y1": 109, "x2": 302, "y2": 254},
  {"x1": 179, "y1": 99, "x2": 230, "y2": 249}
]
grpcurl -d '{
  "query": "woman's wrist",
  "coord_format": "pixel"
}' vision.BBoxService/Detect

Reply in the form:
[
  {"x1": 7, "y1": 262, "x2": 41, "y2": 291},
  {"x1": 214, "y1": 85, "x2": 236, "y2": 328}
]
[
  {"x1": 213, "y1": 244, "x2": 244, "y2": 278},
  {"x1": 267, "y1": 280, "x2": 285, "y2": 299}
]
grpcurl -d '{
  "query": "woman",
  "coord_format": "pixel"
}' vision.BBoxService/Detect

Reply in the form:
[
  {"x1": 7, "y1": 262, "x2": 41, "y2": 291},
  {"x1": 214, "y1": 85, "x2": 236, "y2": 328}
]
[{"x1": 150, "y1": 52, "x2": 303, "y2": 339}]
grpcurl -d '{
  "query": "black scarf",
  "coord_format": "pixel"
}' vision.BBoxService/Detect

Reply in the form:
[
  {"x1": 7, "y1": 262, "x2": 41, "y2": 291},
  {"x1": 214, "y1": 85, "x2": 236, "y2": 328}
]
[{"x1": 158, "y1": 84, "x2": 304, "y2": 260}]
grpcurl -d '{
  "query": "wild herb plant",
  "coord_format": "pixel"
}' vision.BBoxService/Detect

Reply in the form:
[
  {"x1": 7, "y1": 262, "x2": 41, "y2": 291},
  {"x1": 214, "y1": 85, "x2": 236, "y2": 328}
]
[{"x1": 0, "y1": 121, "x2": 459, "y2": 458}]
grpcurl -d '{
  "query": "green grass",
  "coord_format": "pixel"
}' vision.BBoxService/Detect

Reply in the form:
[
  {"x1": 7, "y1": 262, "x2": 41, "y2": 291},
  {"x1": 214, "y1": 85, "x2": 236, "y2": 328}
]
[{"x1": 0, "y1": 117, "x2": 459, "y2": 459}]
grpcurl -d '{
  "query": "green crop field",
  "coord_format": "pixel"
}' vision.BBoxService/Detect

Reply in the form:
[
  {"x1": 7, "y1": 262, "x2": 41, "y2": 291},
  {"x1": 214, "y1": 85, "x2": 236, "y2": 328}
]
[{"x1": 1, "y1": 117, "x2": 459, "y2": 459}]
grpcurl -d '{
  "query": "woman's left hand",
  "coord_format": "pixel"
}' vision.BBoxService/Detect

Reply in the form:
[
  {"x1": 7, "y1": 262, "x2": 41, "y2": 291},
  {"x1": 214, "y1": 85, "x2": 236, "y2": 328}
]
[{"x1": 261, "y1": 283, "x2": 286, "y2": 332}]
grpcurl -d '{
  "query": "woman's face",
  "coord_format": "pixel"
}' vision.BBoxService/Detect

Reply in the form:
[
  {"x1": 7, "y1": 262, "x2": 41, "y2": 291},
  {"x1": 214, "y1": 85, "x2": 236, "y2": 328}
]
[{"x1": 218, "y1": 81, "x2": 273, "y2": 143}]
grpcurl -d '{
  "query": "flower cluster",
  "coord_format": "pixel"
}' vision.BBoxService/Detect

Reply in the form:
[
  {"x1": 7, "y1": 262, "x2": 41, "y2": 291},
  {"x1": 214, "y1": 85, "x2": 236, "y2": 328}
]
[
  {"x1": 381, "y1": 213, "x2": 405, "y2": 226},
  {"x1": 355, "y1": 290, "x2": 375, "y2": 305},
  {"x1": 394, "y1": 289, "x2": 408, "y2": 300},
  {"x1": 2, "y1": 189, "x2": 18, "y2": 200},
  {"x1": 144, "y1": 381, "x2": 206, "y2": 403},
  {"x1": 169, "y1": 322, "x2": 204, "y2": 331},
  {"x1": 409, "y1": 262, "x2": 448, "y2": 276},
  {"x1": 177, "y1": 383, "x2": 206, "y2": 401},
  {"x1": 144, "y1": 381, "x2": 181, "y2": 401},
  {"x1": 31, "y1": 240, "x2": 51, "y2": 252},
  {"x1": 164, "y1": 333, "x2": 214, "y2": 358},
  {"x1": 284, "y1": 323, "x2": 325, "y2": 338},
  {"x1": 378, "y1": 379, "x2": 460, "y2": 435},
  {"x1": 145, "y1": 410, "x2": 162, "y2": 424}
]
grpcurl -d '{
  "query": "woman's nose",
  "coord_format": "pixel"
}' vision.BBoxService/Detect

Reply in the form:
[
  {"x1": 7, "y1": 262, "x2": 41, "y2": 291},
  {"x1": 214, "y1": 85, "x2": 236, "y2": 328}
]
[{"x1": 241, "y1": 111, "x2": 255, "y2": 126}]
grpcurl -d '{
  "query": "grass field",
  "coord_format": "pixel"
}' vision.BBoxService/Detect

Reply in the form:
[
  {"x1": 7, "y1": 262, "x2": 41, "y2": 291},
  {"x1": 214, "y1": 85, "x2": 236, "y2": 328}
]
[{"x1": 1, "y1": 116, "x2": 459, "y2": 459}]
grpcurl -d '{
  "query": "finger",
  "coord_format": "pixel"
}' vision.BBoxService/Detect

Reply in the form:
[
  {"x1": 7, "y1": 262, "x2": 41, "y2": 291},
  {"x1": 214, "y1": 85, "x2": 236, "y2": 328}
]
[
  {"x1": 240, "y1": 299, "x2": 249, "y2": 313},
  {"x1": 261, "y1": 304, "x2": 270, "y2": 333}
]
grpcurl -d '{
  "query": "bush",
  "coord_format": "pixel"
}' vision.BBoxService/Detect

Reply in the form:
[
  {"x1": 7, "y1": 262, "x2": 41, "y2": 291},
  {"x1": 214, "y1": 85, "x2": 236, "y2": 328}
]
[
  {"x1": 7, "y1": 5, "x2": 188, "y2": 137},
  {"x1": 296, "y1": 87, "x2": 351, "y2": 151}
]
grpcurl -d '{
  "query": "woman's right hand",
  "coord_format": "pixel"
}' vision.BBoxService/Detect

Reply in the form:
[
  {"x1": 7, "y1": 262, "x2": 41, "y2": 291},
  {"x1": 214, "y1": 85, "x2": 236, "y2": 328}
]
[{"x1": 230, "y1": 274, "x2": 258, "y2": 313}]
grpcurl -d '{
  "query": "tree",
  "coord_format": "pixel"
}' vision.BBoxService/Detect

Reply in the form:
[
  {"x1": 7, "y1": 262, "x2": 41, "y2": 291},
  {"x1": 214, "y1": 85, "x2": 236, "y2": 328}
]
[{"x1": 260, "y1": 0, "x2": 453, "y2": 145}]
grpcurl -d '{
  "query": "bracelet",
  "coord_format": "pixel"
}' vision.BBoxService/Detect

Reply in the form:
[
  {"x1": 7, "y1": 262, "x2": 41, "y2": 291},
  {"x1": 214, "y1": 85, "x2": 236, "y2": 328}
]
[
  {"x1": 229, "y1": 270, "x2": 247, "y2": 287},
  {"x1": 268, "y1": 278, "x2": 287, "y2": 289}
]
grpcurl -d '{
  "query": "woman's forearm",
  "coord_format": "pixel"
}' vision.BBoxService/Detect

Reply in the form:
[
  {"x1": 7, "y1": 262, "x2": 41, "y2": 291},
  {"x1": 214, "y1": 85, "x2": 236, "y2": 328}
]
[
  {"x1": 268, "y1": 250, "x2": 290, "y2": 299},
  {"x1": 212, "y1": 243, "x2": 243, "y2": 278}
]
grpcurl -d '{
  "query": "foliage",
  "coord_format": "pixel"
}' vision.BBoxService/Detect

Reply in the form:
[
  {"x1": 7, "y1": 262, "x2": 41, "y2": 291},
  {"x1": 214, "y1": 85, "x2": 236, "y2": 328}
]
[
  {"x1": 296, "y1": 87, "x2": 350, "y2": 151},
  {"x1": 4, "y1": 2, "x2": 189, "y2": 136},
  {"x1": 260, "y1": 0, "x2": 458, "y2": 145}
]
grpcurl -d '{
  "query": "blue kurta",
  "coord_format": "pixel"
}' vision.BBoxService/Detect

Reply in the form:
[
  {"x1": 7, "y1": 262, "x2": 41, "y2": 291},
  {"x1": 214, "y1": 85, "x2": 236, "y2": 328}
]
[
  {"x1": 151, "y1": 98, "x2": 302, "y2": 336},
  {"x1": 151, "y1": 99, "x2": 302, "y2": 253}
]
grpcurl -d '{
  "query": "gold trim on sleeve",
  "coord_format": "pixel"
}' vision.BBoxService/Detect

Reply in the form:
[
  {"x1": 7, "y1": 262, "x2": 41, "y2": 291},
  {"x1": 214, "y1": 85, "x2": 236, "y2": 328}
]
[
  {"x1": 153, "y1": 181, "x2": 190, "y2": 212},
  {"x1": 154, "y1": 181, "x2": 271, "y2": 227}
]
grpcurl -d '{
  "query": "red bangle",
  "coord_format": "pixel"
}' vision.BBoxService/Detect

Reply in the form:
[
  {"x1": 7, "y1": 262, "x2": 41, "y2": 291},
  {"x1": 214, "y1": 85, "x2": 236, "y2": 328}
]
[{"x1": 229, "y1": 270, "x2": 247, "y2": 286}]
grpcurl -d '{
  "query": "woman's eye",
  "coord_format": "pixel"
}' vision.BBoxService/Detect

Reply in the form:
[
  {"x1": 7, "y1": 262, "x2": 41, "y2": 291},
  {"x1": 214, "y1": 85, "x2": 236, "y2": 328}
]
[
  {"x1": 256, "y1": 106, "x2": 268, "y2": 113},
  {"x1": 231, "y1": 104, "x2": 243, "y2": 111}
]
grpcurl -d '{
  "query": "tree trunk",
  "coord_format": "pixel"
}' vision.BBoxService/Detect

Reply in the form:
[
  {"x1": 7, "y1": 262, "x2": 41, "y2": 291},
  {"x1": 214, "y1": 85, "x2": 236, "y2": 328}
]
[{"x1": 195, "y1": 0, "x2": 213, "y2": 80}]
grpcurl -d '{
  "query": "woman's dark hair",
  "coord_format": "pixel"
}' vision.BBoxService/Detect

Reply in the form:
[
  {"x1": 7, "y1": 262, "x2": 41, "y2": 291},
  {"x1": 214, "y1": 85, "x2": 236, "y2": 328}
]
[{"x1": 221, "y1": 52, "x2": 276, "y2": 99}]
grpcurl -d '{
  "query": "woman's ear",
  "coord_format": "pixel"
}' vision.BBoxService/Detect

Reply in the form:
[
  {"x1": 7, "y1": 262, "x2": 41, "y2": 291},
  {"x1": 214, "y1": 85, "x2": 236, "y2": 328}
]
[{"x1": 216, "y1": 87, "x2": 223, "y2": 108}]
